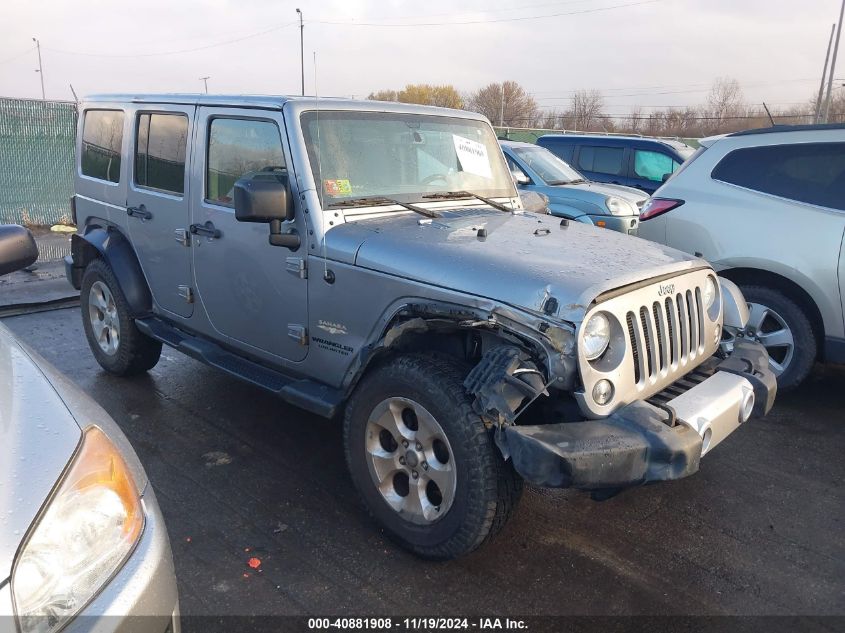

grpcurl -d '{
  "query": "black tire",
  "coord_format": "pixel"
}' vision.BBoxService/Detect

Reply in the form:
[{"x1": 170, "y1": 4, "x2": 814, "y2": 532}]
[
  {"x1": 344, "y1": 354, "x2": 523, "y2": 560},
  {"x1": 739, "y1": 284, "x2": 816, "y2": 391},
  {"x1": 80, "y1": 258, "x2": 162, "y2": 376}
]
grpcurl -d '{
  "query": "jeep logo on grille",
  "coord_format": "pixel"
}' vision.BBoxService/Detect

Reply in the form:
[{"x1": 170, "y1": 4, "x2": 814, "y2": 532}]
[{"x1": 657, "y1": 283, "x2": 675, "y2": 297}]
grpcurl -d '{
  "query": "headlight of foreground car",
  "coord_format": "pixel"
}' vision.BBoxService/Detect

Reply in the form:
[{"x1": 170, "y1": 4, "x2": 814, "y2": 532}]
[
  {"x1": 13, "y1": 426, "x2": 144, "y2": 633},
  {"x1": 583, "y1": 313, "x2": 611, "y2": 360},
  {"x1": 605, "y1": 197, "x2": 633, "y2": 216}
]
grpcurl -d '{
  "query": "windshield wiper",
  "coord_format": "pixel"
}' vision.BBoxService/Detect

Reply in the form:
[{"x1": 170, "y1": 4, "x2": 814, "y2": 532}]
[
  {"x1": 421, "y1": 191, "x2": 515, "y2": 213},
  {"x1": 566, "y1": 179, "x2": 587, "y2": 185},
  {"x1": 328, "y1": 196, "x2": 441, "y2": 218}
]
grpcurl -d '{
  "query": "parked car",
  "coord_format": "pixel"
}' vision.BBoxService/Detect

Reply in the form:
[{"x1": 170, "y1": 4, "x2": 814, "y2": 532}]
[
  {"x1": 500, "y1": 140, "x2": 644, "y2": 234},
  {"x1": 66, "y1": 94, "x2": 775, "y2": 560},
  {"x1": 537, "y1": 134, "x2": 696, "y2": 193},
  {"x1": 638, "y1": 123, "x2": 845, "y2": 389},
  {"x1": 0, "y1": 224, "x2": 180, "y2": 633}
]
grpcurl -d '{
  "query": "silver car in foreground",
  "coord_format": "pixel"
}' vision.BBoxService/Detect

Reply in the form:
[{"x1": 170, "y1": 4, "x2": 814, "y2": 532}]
[{"x1": 0, "y1": 225, "x2": 179, "y2": 633}]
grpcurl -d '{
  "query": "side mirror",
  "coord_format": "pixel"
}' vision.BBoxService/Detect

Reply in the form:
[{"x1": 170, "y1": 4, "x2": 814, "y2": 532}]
[
  {"x1": 0, "y1": 225, "x2": 38, "y2": 276},
  {"x1": 234, "y1": 172, "x2": 294, "y2": 223},
  {"x1": 233, "y1": 172, "x2": 300, "y2": 250},
  {"x1": 661, "y1": 172, "x2": 672, "y2": 183},
  {"x1": 511, "y1": 169, "x2": 531, "y2": 186},
  {"x1": 520, "y1": 191, "x2": 549, "y2": 214}
]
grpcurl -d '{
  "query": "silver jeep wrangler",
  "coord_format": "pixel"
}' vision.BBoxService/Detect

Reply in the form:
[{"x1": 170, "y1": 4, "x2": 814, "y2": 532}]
[{"x1": 66, "y1": 95, "x2": 776, "y2": 559}]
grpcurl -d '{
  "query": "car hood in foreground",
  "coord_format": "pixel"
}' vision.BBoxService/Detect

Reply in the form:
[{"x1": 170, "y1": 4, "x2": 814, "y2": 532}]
[
  {"x1": 325, "y1": 209, "x2": 704, "y2": 323},
  {"x1": 0, "y1": 325, "x2": 81, "y2": 580}
]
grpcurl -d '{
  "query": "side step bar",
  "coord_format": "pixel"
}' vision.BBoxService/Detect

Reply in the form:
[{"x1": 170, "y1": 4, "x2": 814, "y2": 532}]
[{"x1": 136, "y1": 317, "x2": 343, "y2": 419}]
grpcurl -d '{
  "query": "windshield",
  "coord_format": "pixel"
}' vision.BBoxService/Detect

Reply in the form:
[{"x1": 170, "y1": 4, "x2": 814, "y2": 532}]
[
  {"x1": 300, "y1": 111, "x2": 515, "y2": 207},
  {"x1": 511, "y1": 146, "x2": 585, "y2": 185}
]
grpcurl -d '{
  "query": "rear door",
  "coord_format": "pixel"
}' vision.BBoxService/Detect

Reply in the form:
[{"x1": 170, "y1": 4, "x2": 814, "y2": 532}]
[
  {"x1": 125, "y1": 105, "x2": 195, "y2": 318},
  {"x1": 574, "y1": 143, "x2": 626, "y2": 186}
]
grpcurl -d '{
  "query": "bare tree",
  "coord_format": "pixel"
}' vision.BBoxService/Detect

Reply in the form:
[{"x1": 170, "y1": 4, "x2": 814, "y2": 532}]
[
  {"x1": 706, "y1": 77, "x2": 745, "y2": 132},
  {"x1": 466, "y1": 81, "x2": 539, "y2": 127},
  {"x1": 367, "y1": 89, "x2": 399, "y2": 102},
  {"x1": 568, "y1": 89, "x2": 606, "y2": 131}
]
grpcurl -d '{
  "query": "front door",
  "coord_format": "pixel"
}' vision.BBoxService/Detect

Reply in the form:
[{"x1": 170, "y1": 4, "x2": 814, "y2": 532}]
[
  {"x1": 190, "y1": 107, "x2": 308, "y2": 362},
  {"x1": 126, "y1": 105, "x2": 195, "y2": 318}
]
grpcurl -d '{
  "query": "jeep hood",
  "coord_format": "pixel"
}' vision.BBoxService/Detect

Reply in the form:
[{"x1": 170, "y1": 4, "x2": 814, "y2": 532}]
[{"x1": 325, "y1": 209, "x2": 706, "y2": 322}]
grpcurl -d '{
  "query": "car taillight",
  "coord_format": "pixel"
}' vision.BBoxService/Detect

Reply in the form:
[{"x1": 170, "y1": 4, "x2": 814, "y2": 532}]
[{"x1": 640, "y1": 197, "x2": 684, "y2": 221}]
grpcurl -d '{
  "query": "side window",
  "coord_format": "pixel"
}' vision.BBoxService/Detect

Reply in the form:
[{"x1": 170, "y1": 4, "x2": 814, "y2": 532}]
[
  {"x1": 81, "y1": 109, "x2": 125, "y2": 183},
  {"x1": 206, "y1": 118, "x2": 285, "y2": 207},
  {"x1": 633, "y1": 150, "x2": 678, "y2": 182},
  {"x1": 577, "y1": 145, "x2": 624, "y2": 175},
  {"x1": 712, "y1": 142, "x2": 845, "y2": 211},
  {"x1": 135, "y1": 113, "x2": 189, "y2": 195}
]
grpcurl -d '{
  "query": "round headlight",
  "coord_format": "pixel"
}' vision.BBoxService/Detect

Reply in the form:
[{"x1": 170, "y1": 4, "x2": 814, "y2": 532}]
[
  {"x1": 605, "y1": 197, "x2": 632, "y2": 216},
  {"x1": 703, "y1": 276, "x2": 717, "y2": 309},
  {"x1": 583, "y1": 313, "x2": 611, "y2": 360}
]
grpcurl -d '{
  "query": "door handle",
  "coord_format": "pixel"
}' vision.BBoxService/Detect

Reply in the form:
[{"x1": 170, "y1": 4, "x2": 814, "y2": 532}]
[
  {"x1": 189, "y1": 221, "x2": 221, "y2": 239},
  {"x1": 127, "y1": 204, "x2": 152, "y2": 220}
]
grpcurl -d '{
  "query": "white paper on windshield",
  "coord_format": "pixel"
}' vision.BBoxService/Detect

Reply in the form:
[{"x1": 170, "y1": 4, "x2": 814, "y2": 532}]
[{"x1": 452, "y1": 135, "x2": 492, "y2": 179}]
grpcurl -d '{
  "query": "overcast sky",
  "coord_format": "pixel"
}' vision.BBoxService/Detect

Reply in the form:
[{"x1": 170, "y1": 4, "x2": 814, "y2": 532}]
[{"x1": 1, "y1": 0, "x2": 842, "y2": 115}]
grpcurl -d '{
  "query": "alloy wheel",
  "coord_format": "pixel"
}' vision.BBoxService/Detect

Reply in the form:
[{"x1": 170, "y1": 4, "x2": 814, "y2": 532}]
[{"x1": 88, "y1": 280, "x2": 120, "y2": 355}]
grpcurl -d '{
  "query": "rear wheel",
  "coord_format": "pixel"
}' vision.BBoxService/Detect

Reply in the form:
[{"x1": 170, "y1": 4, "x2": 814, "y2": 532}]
[
  {"x1": 80, "y1": 259, "x2": 162, "y2": 376},
  {"x1": 344, "y1": 354, "x2": 522, "y2": 560},
  {"x1": 731, "y1": 285, "x2": 816, "y2": 390}
]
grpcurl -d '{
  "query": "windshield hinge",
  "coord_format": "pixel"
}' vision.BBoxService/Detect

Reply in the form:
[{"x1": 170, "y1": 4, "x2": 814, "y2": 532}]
[
  {"x1": 287, "y1": 324, "x2": 308, "y2": 345},
  {"x1": 286, "y1": 257, "x2": 307, "y2": 279},
  {"x1": 177, "y1": 285, "x2": 194, "y2": 303}
]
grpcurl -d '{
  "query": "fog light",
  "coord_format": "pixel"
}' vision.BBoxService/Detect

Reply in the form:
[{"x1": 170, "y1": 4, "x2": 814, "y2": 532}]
[
  {"x1": 740, "y1": 389, "x2": 755, "y2": 422},
  {"x1": 592, "y1": 379, "x2": 614, "y2": 405}
]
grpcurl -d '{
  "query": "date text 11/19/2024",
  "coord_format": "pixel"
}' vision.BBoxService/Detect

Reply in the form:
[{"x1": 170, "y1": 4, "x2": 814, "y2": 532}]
[{"x1": 307, "y1": 617, "x2": 528, "y2": 630}]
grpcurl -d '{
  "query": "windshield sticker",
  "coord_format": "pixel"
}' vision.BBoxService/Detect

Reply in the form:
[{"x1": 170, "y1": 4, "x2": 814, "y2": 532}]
[
  {"x1": 324, "y1": 179, "x2": 352, "y2": 196},
  {"x1": 452, "y1": 135, "x2": 492, "y2": 179}
]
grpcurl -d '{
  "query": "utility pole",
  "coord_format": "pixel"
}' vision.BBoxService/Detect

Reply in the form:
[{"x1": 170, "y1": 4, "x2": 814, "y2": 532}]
[
  {"x1": 296, "y1": 8, "x2": 304, "y2": 96},
  {"x1": 815, "y1": 24, "x2": 836, "y2": 123},
  {"x1": 32, "y1": 37, "x2": 45, "y2": 100},
  {"x1": 199, "y1": 76, "x2": 210, "y2": 93},
  {"x1": 499, "y1": 83, "x2": 505, "y2": 127},
  {"x1": 823, "y1": 0, "x2": 845, "y2": 123}
]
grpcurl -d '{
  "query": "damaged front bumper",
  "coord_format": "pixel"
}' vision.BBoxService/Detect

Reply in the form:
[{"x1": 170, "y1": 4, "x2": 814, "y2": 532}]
[{"x1": 501, "y1": 340, "x2": 776, "y2": 489}]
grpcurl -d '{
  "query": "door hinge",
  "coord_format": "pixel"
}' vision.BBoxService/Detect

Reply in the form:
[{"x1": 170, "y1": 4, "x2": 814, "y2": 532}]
[
  {"x1": 174, "y1": 228, "x2": 190, "y2": 247},
  {"x1": 286, "y1": 257, "x2": 307, "y2": 279},
  {"x1": 287, "y1": 324, "x2": 308, "y2": 345},
  {"x1": 177, "y1": 285, "x2": 194, "y2": 303}
]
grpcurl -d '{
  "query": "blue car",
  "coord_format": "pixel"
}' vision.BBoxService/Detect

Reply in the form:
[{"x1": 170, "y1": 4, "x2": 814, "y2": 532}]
[
  {"x1": 501, "y1": 140, "x2": 646, "y2": 234},
  {"x1": 536, "y1": 134, "x2": 696, "y2": 194}
]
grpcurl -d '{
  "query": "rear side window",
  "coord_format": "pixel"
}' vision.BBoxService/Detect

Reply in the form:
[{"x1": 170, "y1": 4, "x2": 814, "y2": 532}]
[
  {"x1": 135, "y1": 113, "x2": 189, "y2": 195},
  {"x1": 712, "y1": 143, "x2": 845, "y2": 211},
  {"x1": 81, "y1": 109, "x2": 125, "y2": 183},
  {"x1": 577, "y1": 145, "x2": 624, "y2": 175},
  {"x1": 206, "y1": 118, "x2": 285, "y2": 207}
]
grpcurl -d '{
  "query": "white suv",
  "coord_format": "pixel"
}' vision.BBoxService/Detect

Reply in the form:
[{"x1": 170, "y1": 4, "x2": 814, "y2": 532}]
[{"x1": 639, "y1": 124, "x2": 845, "y2": 389}]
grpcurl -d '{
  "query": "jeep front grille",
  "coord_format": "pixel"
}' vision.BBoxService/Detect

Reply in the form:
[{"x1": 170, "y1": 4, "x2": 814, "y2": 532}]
[{"x1": 625, "y1": 289, "x2": 705, "y2": 385}]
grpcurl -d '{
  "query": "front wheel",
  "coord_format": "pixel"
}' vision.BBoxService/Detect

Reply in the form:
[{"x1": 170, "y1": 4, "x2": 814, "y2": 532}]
[{"x1": 343, "y1": 354, "x2": 522, "y2": 560}]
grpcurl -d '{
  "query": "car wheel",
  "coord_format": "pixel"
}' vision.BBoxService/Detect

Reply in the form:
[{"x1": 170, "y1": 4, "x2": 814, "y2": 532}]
[
  {"x1": 80, "y1": 258, "x2": 162, "y2": 376},
  {"x1": 344, "y1": 354, "x2": 522, "y2": 560},
  {"x1": 732, "y1": 285, "x2": 817, "y2": 390}
]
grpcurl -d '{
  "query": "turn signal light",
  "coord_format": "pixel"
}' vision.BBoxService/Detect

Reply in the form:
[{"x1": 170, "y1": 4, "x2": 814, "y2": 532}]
[{"x1": 640, "y1": 198, "x2": 685, "y2": 221}]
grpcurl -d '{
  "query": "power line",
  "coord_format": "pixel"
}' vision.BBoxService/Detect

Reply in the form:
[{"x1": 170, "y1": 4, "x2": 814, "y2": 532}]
[
  {"x1": 45, "y1": 21, "x2": 298, "y2": 58},
  {"x1": 311, "y1": 0, "x2": 661, "y2": 27},
  {"x1": 0, "y1": 46, "x2": 36, "y2": 66},
  {"x1": 334, "y1": 0, "x2": 602, "y2": 22}
]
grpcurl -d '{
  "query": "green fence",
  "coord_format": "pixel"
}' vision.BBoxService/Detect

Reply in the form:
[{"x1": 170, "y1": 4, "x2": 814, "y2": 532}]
[{"x1": 0, "y1": 97, "x2": 77, "y2": 226}]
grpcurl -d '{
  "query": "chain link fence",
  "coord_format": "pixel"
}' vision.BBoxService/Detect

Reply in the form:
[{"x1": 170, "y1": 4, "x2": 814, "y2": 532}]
[{"x1": 0, "y1": 97, "x2": 77, "y2": 226}]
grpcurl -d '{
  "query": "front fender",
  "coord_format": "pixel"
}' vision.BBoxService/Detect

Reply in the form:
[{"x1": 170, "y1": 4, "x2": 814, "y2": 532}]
[
  {"x1": 719, "y1": 277, "x2": 749, "y2": 330},
  {"x1": 67, "y1": 225, "x2": 152, "y2": 316}
]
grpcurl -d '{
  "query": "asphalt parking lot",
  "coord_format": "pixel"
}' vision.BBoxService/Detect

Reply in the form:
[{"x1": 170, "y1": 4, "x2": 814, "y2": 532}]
[{"x1": 2, "y1": 307, "x2": 843, "y2": 619}]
